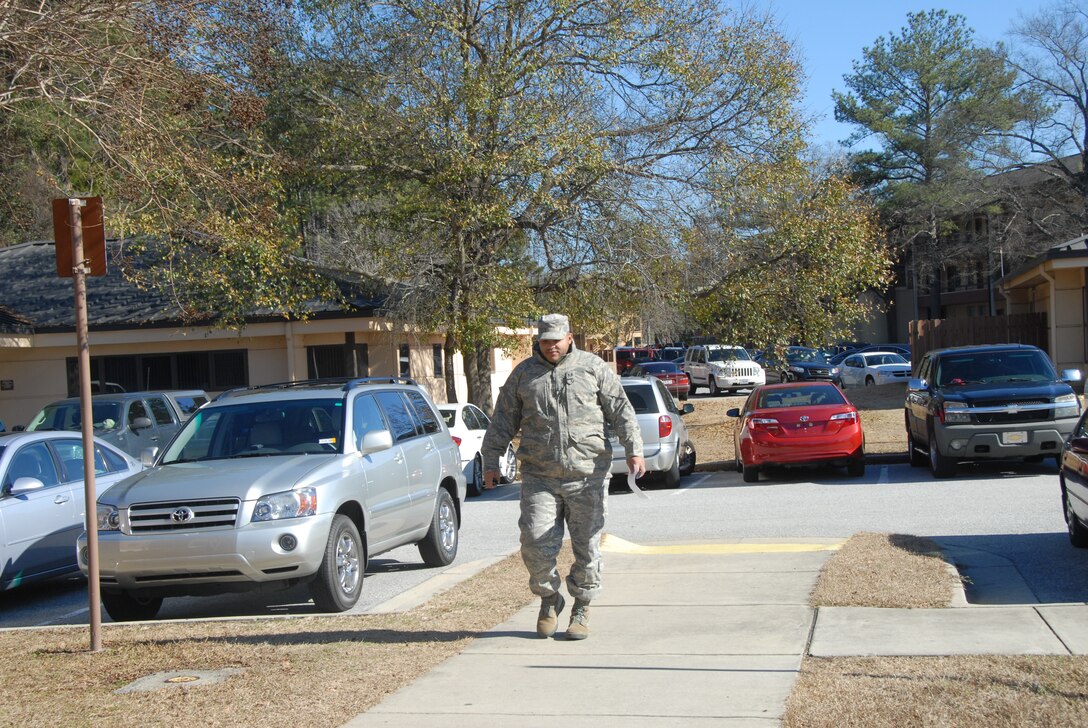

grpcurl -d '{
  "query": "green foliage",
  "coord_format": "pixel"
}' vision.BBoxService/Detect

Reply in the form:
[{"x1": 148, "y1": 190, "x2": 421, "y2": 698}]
[{"x1": 685, "y1": 160, "x2": 893, "y2": 351}]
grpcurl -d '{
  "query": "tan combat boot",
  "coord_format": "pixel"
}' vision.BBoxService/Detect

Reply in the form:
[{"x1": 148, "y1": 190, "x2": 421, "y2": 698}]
[
  {"x1": 565, "y1": 599, "x2": 590, "y2": 640},
  {"x1": 536, "y1": 593, "x2": 565, "y2": 638}
]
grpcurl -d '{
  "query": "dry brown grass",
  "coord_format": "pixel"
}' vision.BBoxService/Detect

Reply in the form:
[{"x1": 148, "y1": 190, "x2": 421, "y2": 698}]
[
  {"x1": 784, "y1": 531, "x2": 1088, "y2": 727},
  {"x1": 809, "y1": 531, "x2": 956, "y2": 608},
  {"x1": 0, "y1": 549, "x2": 564, "y2": 728},
  {"x1": 783, "y1": 655, "x2": 1088, "y2": 727}
]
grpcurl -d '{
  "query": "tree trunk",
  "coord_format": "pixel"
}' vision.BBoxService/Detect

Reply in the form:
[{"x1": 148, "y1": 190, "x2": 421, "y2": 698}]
[
  {"x1": 465, "y1": 345, "x2": 495, "y2": 416},
  {"x1": 443, "y1": 332, "x2": 457, "y2": 403}
]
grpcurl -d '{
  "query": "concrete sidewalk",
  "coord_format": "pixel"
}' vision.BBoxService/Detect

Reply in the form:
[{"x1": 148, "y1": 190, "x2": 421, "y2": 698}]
[{"x1": 343, "y1": 535, "x2": 1088, "y2": 727}]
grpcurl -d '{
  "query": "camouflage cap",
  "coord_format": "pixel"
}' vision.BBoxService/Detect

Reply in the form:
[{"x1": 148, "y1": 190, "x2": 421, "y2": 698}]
[{"x1": 536, "y1": 313, "x2": 571, "y2": 339}]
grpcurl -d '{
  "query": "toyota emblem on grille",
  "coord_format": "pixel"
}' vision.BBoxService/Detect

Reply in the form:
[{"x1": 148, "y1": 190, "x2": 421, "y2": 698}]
[{"x1": 171, "y1": 507, "x2": 195, "y2": 523}]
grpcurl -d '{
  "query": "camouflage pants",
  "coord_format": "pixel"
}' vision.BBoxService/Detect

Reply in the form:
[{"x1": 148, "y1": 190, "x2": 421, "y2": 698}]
[{"x1": 518, "y1": 472, "x2": 608, "y2": 603}]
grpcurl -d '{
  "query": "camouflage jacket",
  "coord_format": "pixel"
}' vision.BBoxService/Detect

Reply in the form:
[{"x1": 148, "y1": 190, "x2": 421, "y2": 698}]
[{"x1": 481, "y1": 344, "x2": 643, "y2": 479}]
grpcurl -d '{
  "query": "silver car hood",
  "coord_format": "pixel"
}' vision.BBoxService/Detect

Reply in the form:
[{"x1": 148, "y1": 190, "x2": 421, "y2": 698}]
[{"x1": 101, "y1": 455, "x2": 339, "y2": 506}]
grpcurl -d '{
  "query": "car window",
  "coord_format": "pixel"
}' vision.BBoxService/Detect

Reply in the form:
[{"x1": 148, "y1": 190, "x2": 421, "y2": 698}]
[
  {"x1": 622, "y1": 384, "x2": 659, "y2": 414},
  {"x1": 353, "y1": 394, "x2": 389, "y2": 447},
  {"x1": 462, "y1": 406, "x2": 483, "y2": 430},
  {"x1": 127, "y1": 400, "x2": 150, "y2": 426},
  {"x1": 475, "y1": 407, "x2": 492, "y2": 428},
  {"x1": 172, "y1": 395, "x2": 208, "y2": 417},
  {"x1": 3, "y1": 441, "x2": 61, "y2": 490},
  {"x1": 655, "y1": 379, "x2": 679, "y2": 414},
  {"x1": 98, "y1": 444, "x2": 130, "y2": 472},
  {"x1": 404, "y1": 390, "x2": 441, "y2": 434},
  {"x1": 147, "y1": 397, "x2": 175, "y2": 426},
  {"x1": 376, "y1": 391, "x2": 420, "y2": 442},
  {"x1": 438, "y1": 408, "x2": 456, "y2": 428},
  {"x1": 758, "y1": 386, "x2": 844, "y2": 408}
]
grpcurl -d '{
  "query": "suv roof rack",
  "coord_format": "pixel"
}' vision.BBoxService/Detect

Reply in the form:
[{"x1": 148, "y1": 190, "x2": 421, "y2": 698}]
[
  {"x1": 344, "y1": 377, "x2": 418, "y2": 390},
  {"x1": 212, "y1": 376, "x2": 419, "y2": 402}
]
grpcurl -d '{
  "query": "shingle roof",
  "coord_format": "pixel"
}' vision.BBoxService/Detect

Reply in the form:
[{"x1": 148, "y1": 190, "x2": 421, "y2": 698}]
[{"x1": 0, "y1": 239, "x2": 384, "y2": 334}]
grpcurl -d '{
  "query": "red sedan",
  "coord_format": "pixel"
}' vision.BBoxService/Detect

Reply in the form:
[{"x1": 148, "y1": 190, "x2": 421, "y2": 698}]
[
  {"x1": 629, "y1": 361, "x2": 691, "y2": 401},
  {"x1": 727, "y1": 382, "x2": 865, "y2": 482}
]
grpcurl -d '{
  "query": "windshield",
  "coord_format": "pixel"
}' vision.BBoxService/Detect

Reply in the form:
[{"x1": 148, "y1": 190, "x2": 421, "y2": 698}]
[
  {"x1": 161, "y1": 398, "x2": 344, "y2": 463},
  {"x1": 708, "y1": 348, "x2": 751, "y2": 362},
  {"x1": 936, "y1": 350, "x2": 1057, "y2": 386},
  {"x1": 786, "y1": 348, "x2": 832, "y2": 364},
  {"x1": 863, "y1": 353, "x2": 909, "y2": 366},
  {"x1": 26, "y1": 402, "x2": 123, "y2": 432}
]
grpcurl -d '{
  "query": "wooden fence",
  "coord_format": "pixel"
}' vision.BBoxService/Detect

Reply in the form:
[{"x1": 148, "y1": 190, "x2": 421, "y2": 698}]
[{"x1": 908, "y1": 313, "x2": 1048, "y2": 370}]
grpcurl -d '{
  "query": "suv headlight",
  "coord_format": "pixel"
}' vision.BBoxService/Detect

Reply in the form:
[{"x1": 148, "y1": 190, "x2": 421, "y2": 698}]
[
  {"x1": 790, "y1": 365, "x2": 805, "y2": 374},
  {"x1": 942, "y1": 401, "x2": 970, "y2": 424},
  {"x1": 253, "y1": 487, "x2": 317, "y2": 522},
  {"x1": 1055, "y1": 393, "x2": 1081, "y2": 419},
  {"x1": 96, "y1": 505, "x2": 121, "y2": 531}
]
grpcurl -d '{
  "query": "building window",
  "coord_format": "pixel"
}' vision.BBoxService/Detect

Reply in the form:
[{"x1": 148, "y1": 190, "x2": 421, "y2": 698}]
[
  {"x1": 66, "y1": 349, "x2": 248, "y2": 396},
  {"x1": 307, "y1": 344, "x2": 369, "y2": 379},
  {"x1": 433, "y1": 344, "x2": 443, "y2": 377},
  {"x1": 399, "y1": 344, "x2": 411, "y2": 377}
]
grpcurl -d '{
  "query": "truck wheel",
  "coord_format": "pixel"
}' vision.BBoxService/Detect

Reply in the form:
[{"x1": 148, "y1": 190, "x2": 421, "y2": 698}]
[
  {"x1": 709, "y1": 378, "x2": 721, "y2": 396},
  {"x1": 1063, "y1": 480, "x2": 1088, "y2": 548},
  {"x1": 311, "y1": 514, "x2": 364, "y2": 612},
  {"x1": 906, "y1": 424, "x2": 927, "y2": 467},
  {"x1": 928, "y1": 424, "x2": 956, "y2": 478},
  {"x1": 418, "y1": 489, "x2": 459, "y2": 567},
  {"x1": 102, "y1": 592, "x2": 163, "y2": 622}
]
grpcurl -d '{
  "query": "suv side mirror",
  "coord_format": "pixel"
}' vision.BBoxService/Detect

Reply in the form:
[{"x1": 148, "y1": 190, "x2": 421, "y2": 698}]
[
  {"x1": 680, "y1": 403, "x2": 694, "y2": 415},
  {"x1": 726, "y1": 407, "x2": 741, "y2": 417},
  {"x1": 131, "y1": 416, "x2": 153, "y2": 431},
  {"x1": 359, "y1": 428, "x2": 394, "y2": 455},
  {"x1": 141, "y1": 447, "x2": 159, "y2": 467},
  {"x1": 1061, "y1": 369, "x2": 1083, "y2": 393},
  {"x1": 1069, "y1": 436, "x2": 1088, "y2": 455},
  {"x1": 907, "y1": 378, "x2": 927, "y2": 392}
]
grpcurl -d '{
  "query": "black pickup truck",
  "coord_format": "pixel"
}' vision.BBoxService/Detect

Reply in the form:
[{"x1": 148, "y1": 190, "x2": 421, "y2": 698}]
[{"x1": 905, "y1": 344, "x2": 1083, "y2": 477}]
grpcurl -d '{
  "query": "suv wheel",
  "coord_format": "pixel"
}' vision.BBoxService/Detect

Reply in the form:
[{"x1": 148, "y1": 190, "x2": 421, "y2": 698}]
[
  {"x1": 1063, "y1": 479, "x2": 1088, "y2": 548},
  {"x1": 311, "y1": 514, "x2": 364, "y2": 612},
  {"x1": 709, "y1": 378, "x2": 721, "y2": 397},
  {"x1": 102, "y1": 592, "x2": 163, "y2": 622},
  {"x1": 928, "y1": 424, "x2": 956, "y2": 478},
  {"x1": 467, "y1": 454, "x2": 484, "y2": 497},
  {"x1": 418, "y1": 489, "x2": 459, "y2": 566},
  {"x1": 688, "y1": 379, "x2": 698, "y2": 396}
]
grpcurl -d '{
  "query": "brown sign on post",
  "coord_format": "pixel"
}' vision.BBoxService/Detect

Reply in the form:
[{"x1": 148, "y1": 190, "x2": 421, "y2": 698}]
[{"x1": 53, "y1": 197, "x2": 106, "y2": 277}]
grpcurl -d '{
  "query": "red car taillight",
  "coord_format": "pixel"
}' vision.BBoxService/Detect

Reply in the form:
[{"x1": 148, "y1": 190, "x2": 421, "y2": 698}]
[
  {"x1": 658, "y1": 415, "x2": 673, "y2": 438},
  {"x1": 749, "y1": 417, "x2": 780, "y2": 432},
  {"x1": 451, "y1": 435, "x2": 462, "y2": 446}
]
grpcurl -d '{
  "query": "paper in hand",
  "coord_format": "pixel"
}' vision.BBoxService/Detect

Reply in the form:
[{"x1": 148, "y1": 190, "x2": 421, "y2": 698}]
[{"x1": 627, "y1": 471, "x2": 649, "y2": 499}]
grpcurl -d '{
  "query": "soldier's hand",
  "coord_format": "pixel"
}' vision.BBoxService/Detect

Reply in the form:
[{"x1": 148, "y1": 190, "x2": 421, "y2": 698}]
[
  {"x1": 628, "y1": 455, "x2": 646, "y2": 479},
  {"x1": 483, "y1": 469, "x2": 501, "y2": 489}
]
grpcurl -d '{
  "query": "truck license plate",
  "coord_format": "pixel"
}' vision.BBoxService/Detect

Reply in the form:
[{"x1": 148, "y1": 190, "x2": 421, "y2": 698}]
[{"x1": 1002, "y1": 431, "x2": 1028, "y2": 445}]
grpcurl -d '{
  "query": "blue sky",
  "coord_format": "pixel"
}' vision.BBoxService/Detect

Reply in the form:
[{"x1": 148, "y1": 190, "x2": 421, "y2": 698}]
[{"x1": 765, "y1": 1, "x2": 1034, "y2": 149}]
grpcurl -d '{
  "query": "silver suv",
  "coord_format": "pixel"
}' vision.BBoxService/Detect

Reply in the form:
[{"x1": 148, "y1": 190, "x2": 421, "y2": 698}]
[{"x1": 78, "y1": 377, "x2": 466, "y2": 621}]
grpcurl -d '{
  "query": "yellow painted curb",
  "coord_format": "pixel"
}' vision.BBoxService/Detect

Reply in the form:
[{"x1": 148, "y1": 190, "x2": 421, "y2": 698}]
[{"x1": 600, "y1": 533, "x2": 844, "y2": 555}]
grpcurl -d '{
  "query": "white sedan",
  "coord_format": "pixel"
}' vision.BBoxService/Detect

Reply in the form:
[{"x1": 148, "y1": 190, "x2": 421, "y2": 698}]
[
  {"x1": 0, "y1": 431, "x2": 142, "y2": 590},
  {"x1": 437, "y1": 403, "x2": 518, "y2": 497},
  {"x1": 839, "y1": 351, "x2": 912, "y2": 388}
]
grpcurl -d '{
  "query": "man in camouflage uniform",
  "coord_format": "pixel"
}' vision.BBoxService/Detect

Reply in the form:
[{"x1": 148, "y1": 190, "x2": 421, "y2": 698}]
[{"x1": 482, "y1": 313, "x2": 645, "y2": 640}]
